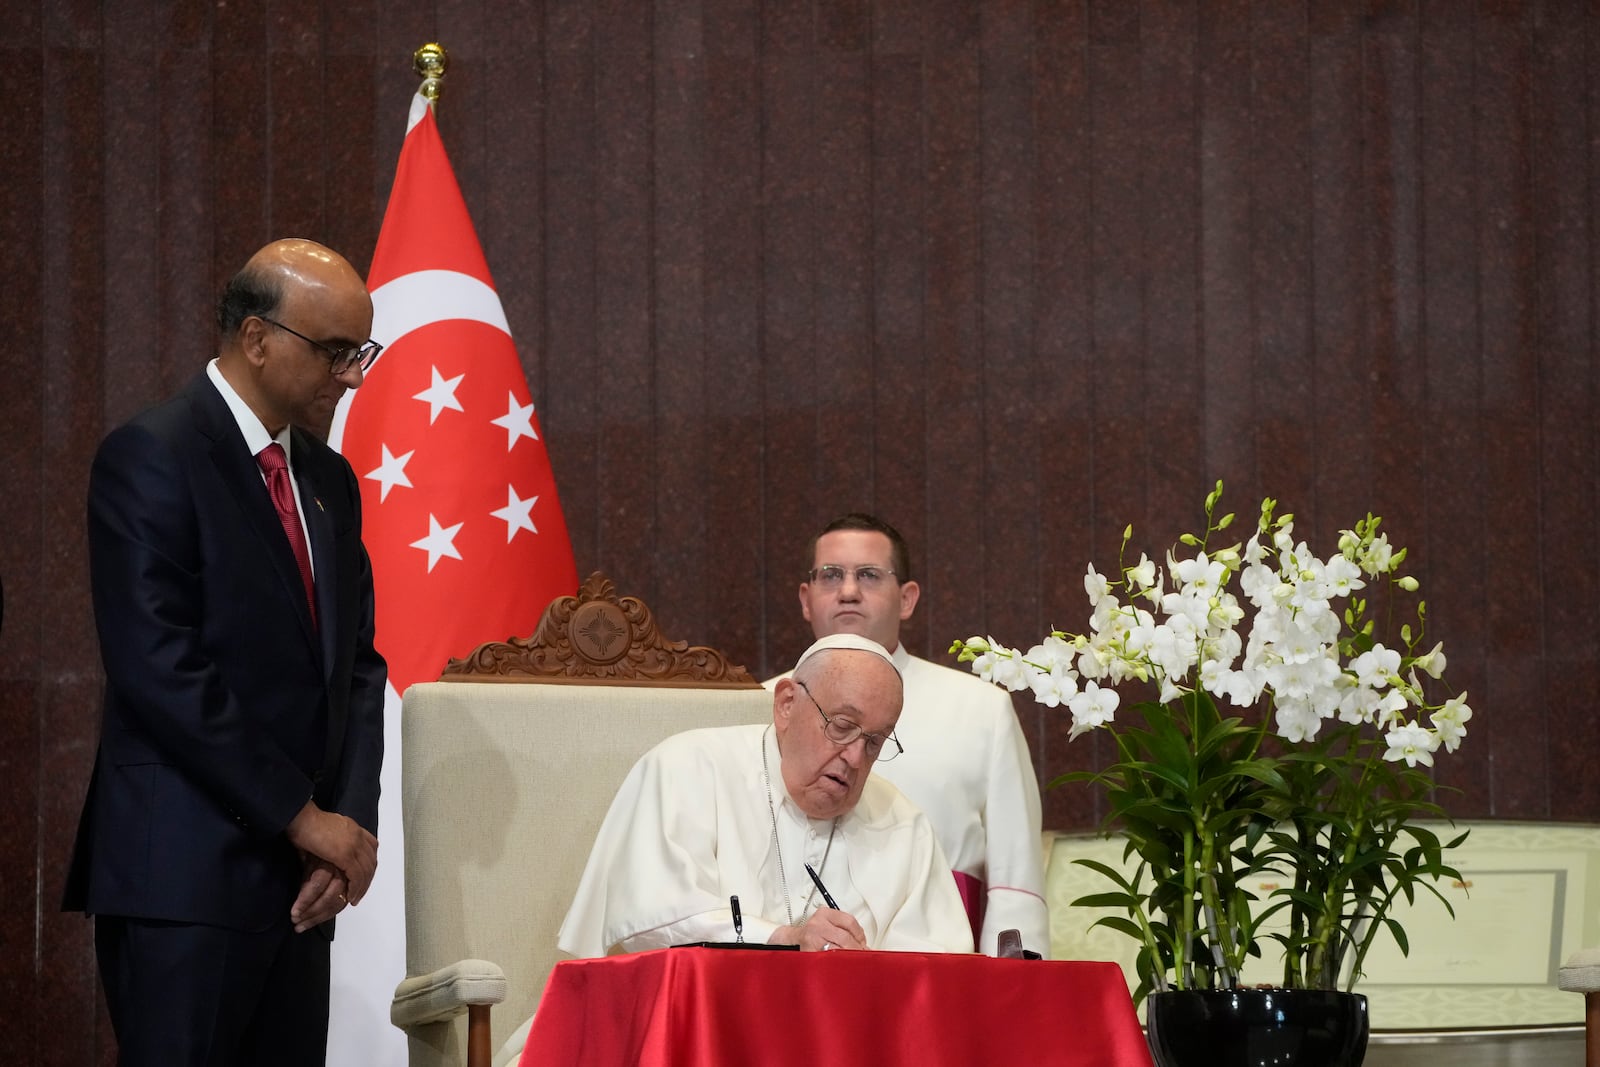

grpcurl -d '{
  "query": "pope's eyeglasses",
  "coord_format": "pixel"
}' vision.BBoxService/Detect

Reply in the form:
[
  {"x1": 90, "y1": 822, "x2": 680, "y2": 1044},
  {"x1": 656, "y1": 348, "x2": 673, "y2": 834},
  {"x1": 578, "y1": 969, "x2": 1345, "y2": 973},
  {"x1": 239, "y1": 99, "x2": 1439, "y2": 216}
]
[{"x1": 795, "y1": 679, "x2": 903, "y2": 762}]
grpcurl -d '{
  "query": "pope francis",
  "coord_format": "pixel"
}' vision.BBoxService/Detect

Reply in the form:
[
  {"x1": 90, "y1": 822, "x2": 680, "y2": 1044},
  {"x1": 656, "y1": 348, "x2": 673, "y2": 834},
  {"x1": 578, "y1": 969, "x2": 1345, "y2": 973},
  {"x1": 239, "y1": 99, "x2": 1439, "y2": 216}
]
[{"x1": 557, "y1": 633, "x2": 974, "y2": 956}]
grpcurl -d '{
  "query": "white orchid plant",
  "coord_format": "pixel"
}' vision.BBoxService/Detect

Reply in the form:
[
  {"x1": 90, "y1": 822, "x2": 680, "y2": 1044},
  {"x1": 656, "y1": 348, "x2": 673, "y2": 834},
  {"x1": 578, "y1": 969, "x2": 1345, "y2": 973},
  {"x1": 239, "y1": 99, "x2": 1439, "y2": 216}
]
[{"x1": 953, "y1": 482, "x2": 1469, "y2": 999}]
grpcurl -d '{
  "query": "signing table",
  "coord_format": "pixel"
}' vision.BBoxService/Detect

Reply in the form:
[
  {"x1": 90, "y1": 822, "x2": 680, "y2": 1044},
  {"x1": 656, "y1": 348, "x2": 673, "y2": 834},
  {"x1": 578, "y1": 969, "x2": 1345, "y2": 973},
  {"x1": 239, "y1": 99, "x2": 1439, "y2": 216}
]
[{"x1": 519, "y1": 947, "x2": 1152, "y2": 1066}]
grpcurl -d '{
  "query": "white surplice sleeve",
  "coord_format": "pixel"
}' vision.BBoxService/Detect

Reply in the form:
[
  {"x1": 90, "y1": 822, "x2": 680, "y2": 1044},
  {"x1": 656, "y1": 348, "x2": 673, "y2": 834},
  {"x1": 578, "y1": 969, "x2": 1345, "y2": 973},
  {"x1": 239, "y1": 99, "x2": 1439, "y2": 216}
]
[
  {"x1": 846, "y1": 778, "x2": 976, "y2": 954},
  {"x1": 975, "y1": 684, "x2": 1051, "y2": 956}
]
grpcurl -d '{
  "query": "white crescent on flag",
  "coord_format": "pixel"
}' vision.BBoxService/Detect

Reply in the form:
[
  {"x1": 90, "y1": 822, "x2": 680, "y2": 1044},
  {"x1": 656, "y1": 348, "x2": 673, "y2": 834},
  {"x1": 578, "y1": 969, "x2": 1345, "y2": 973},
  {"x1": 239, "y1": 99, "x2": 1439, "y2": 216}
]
[{"x1": 328, "y1": 269, "x2": 509, "y2": 445}]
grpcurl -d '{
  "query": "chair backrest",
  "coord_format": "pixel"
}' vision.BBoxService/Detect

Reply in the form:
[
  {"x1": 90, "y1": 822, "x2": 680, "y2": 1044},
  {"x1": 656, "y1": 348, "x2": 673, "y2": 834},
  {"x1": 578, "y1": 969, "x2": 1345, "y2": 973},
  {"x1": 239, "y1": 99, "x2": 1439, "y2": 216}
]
[{"x1": 399, "y1": 573, "x2": 774, "y2": 1065}]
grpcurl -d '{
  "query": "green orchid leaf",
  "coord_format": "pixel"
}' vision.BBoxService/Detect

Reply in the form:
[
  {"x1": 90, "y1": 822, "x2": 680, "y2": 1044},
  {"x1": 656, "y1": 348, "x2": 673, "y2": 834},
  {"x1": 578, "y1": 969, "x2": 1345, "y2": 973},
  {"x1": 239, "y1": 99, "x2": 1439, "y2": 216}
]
[
  {"x1": 1072, "y1": 857, "x2": 1139, "y2": 891},
  {"x1": 1074, "y1": 891, "x2": 1145, "y2": 910},
  {"x1": 1383, "y1": 917, "x2": 1411, "y2": 957},
  {"x1": 1089, "y1": 915, "x2": 1150, "y2": 942}
]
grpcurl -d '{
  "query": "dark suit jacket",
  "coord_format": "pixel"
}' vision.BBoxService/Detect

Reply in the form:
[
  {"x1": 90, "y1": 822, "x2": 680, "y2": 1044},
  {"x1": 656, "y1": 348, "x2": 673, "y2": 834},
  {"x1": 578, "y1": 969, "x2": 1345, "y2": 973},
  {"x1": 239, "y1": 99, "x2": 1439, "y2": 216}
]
[{"x1": 64, "y1": 373, "x2": 386, "y2": 932}]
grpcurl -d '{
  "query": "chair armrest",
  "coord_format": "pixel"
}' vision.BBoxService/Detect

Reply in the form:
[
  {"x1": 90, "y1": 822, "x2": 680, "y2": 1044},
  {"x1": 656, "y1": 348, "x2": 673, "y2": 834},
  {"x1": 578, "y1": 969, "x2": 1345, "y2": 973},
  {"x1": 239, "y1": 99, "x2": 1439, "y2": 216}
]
[
  {"x1": 1560, "y1": 948, "x2": 1600, "y2": 994},
  {"x1": 391, "y1": 959, "x2": 509, "y2": 1030}
]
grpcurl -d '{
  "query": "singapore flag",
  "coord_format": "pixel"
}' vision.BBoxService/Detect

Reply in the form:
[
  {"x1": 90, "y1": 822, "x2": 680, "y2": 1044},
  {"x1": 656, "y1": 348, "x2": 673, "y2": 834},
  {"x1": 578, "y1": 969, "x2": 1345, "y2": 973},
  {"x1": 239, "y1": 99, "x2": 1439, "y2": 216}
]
[{"x1": 325, "y1": 89, "x2": 578, "y2": 1065}]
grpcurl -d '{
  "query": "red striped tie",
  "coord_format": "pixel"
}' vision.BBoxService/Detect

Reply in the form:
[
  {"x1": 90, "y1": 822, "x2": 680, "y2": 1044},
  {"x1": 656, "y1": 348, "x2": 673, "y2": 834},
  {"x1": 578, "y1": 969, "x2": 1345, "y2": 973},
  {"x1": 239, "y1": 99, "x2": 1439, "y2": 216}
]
[{"x1": 257, "y1": 443, "x2": 317, "y2": 629}]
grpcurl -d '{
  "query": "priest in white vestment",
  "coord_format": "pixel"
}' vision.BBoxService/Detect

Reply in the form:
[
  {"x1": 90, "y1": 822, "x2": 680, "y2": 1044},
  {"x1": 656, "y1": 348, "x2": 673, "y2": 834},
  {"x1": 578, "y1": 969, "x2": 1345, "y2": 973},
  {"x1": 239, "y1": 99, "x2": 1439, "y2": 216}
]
[
  {"x1": 771, "y1": 514, "x2": 1051, "y2": 957},
  {"x1": 557, "y1": 633, "x2": 973, "y2": 956}
]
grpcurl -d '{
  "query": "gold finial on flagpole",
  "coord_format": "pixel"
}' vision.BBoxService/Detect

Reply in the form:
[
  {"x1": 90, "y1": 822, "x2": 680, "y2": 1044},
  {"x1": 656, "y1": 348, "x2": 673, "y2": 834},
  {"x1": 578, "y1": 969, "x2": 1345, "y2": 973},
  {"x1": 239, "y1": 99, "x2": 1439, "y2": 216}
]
[{"x1": 414, "y1": 43, "x2": 448, "y2": 103}]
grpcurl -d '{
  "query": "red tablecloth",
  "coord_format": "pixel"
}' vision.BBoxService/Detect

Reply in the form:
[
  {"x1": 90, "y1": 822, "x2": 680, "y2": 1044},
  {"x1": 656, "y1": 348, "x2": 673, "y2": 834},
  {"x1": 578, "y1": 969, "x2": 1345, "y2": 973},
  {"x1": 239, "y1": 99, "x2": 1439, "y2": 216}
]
[{"x1": 519, "y1": 948, "x2": 1153, "y2": 1067}]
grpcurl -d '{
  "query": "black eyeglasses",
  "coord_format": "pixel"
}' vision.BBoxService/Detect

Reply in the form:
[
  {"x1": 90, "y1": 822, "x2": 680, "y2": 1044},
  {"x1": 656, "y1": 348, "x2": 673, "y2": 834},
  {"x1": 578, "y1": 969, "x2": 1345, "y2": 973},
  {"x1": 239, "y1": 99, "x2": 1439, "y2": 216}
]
[
  {"x1": 262, "y1": 317, "x2": 383, "y2": 376},
  {"x1": 795, "y1": 679, "x2": 903, "y2": 762}
]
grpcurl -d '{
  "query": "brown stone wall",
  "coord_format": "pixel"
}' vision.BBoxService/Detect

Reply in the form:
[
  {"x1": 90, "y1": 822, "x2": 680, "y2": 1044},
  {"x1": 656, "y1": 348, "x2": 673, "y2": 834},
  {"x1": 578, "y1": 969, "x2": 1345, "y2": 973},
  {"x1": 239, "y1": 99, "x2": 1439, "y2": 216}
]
[{"x1": 2, "y1": 3, "x2": 1595, "y2": 1060}]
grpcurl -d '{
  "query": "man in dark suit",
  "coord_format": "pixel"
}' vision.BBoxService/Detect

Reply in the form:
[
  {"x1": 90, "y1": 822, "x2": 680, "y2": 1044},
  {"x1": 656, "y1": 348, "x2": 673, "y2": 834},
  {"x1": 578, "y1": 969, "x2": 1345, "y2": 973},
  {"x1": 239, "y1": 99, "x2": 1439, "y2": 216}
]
[{"x1": 65, "y1": 238, "x2": 388, "y2": 1066}]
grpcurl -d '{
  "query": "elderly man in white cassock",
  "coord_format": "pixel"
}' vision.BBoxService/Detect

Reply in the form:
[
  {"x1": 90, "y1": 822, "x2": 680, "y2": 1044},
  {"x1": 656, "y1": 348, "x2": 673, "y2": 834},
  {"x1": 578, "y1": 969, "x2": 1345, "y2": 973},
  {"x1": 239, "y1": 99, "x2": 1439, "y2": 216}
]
[{"x1": 557, "y1": 633, "x2": 974, "y2": 955}]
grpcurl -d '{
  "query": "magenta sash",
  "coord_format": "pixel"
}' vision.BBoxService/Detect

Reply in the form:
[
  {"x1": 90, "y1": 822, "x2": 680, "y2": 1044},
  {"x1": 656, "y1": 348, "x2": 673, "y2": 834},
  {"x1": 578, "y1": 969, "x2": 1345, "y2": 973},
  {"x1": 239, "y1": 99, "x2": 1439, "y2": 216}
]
[{"x1": 952, "y1": 870, "x2": 984, "y2": 946}]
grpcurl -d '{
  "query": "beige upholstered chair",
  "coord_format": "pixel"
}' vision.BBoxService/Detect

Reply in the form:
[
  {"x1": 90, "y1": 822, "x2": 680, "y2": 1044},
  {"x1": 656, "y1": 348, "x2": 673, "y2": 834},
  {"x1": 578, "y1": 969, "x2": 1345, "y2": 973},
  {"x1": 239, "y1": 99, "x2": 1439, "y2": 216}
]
[{"x1": 388, "y1": 573, "x2": 774, "y2": 1067}]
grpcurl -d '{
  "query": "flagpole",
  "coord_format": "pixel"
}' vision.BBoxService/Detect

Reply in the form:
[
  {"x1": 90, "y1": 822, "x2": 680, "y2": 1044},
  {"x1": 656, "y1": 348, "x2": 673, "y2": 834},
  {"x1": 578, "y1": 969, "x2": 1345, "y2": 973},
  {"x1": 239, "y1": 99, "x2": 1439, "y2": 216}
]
[{"x1": 414, "y1": 42, "x2": 447, "y2": 104}]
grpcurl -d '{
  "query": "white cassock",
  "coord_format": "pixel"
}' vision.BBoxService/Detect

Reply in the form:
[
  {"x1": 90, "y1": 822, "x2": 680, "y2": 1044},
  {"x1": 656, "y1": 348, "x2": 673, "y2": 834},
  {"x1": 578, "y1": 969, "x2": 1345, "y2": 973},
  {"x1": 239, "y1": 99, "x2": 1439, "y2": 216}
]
[
  {"x1": 767, "y1": 646, "x2": 1050, "y2": 957},
  {"x1": 557, "y1": 723, "x2": 973, "y2": 956}
]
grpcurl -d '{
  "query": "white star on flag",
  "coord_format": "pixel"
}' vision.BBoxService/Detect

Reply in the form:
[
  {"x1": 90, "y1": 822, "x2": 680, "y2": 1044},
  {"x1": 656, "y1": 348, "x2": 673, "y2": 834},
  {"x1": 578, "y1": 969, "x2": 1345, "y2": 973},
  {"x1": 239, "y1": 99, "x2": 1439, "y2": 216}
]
[
  {"x1": 410, "y1": 513, "x2": 464, "y2": 572},
  {"x1": 364, "y1": 444, "x2": 414, "y2": 502},
  {"x1": 490, "y1": 485, "x2": 541, "y2": 542},
  {"x1": 413, "y1": 366, "x2": 466, "y2": 424},
  {"x1": 490, "y1": 392, "x2": 541, "y2": 451}
]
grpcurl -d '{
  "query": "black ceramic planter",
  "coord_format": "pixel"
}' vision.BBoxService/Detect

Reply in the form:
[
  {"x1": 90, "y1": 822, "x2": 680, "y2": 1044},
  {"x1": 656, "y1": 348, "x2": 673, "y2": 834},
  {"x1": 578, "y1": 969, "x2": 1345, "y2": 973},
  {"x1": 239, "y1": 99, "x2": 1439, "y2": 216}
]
[{"x1": 1145, "y1": 988, "x2": 1369, "y2": 1067}]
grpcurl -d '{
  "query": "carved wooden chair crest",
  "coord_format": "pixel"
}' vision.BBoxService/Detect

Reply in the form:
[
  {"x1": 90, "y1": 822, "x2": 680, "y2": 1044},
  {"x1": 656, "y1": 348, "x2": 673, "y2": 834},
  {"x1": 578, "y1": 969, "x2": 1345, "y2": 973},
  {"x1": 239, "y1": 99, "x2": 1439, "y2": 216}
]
[{"x1": 441, "y1": 571, "x2": 758, "y2": 688}]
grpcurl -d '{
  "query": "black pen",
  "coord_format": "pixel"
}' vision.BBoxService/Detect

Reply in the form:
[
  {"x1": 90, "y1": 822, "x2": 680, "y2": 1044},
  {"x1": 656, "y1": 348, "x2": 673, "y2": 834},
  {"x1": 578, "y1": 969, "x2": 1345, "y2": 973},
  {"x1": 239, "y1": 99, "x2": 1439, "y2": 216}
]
[{"x1": 804, "y1": 863, "x2": 840, "y2": 911}]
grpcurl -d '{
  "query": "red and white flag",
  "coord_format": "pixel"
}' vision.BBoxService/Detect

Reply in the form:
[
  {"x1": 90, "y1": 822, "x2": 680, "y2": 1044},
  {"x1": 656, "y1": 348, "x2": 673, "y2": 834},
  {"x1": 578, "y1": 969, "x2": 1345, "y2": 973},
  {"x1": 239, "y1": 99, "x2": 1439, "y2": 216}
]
[
  {"x1": 334, "y1": 92, "x2": 577, "y2": 691},
  {"x1": 326, "y1": 89, "x2": 578, "y2": 1065}
]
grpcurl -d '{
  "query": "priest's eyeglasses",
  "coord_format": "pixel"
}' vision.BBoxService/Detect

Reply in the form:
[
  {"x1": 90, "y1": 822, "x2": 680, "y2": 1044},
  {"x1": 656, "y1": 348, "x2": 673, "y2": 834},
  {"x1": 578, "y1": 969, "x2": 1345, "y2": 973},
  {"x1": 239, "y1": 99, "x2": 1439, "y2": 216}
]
[
  {"x1": 807, "y1": 565, "x2": 897, "y2": 590},
  {"x1": 795, "y1": 679, "x2": 903, "y2": 762},
  {"x1": 262, "y1": 317, "x2": 383, "y2": 376}
]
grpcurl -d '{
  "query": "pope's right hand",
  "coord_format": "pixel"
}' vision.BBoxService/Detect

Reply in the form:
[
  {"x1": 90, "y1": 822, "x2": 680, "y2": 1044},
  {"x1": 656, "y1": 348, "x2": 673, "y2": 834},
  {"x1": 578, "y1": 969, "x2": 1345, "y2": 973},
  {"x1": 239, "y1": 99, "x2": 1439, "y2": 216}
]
[{"x1": 769, "y1": 908, "x2": 867, "y2": 952}]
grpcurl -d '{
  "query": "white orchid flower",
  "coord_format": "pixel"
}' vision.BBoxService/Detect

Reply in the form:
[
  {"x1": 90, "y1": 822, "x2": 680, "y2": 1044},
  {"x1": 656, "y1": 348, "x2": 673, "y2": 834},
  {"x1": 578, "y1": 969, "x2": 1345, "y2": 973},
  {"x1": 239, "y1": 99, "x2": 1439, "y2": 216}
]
[
  {"x1": 1076, "y1": 644, "x2": 1110, "y2": 681},
  {"x1": 1361, "y1": 533, "x2": 1394, "y2": 576},
  {"x1": 1431, "y1": 694, "x2": 1472, "y2": 752},
  {"x1": 970, "y1": 635, "x2": 1009, "y2": 683},
  {"x1": 1160, "y1": 588, "x2": 1211, "y2": 631},
  {"x1": 1067, "y1": 681, "x2": 1120, "y2": 740},
  {"x1": 1029, "y1": 666, "x2": 1078, "y2": 708},
  {"x1": 1337, "y1": 686, "x2": 1380, "y2": 725},
  {"x1": 1127, "y1": 553, "x2": 1158, "y2": 593},
  {"x1": 1237, "y1": 561, "x2": 1276, "y2": 607},
  {"x1": 1350, "y1": 645, "x2": 1401, "y2": 690},
  {"x1": 1207, "y1": 593, "x2": 1245, "y2": 632},
  {"x1": 1089, "y1": 594, "x2": 1123, "y2": 635},
  {"x1": 1275, "y1": 699, "x2": 1322, "y2": 743},
  {"x1": 1413, "y1": 642, "x2": 1448, "y2": 680},
  {"x1": 990, "y1": 648, "x2": 1034, "y2": 693},
  {"x1": 1323, "y1": 555, "x2": 1365, "y2": 598},
  {"x1": 1307, "y1": 680, "x2": 1345, "y2": 721},
  {"x1": 1374, "y1": 688, "x2": 1410, "y2": 727},
  {"x1": 1084, "y1": 563, "x2": 1110, "y2": 607},
  {"x1": 1173, "y1": 552, "x2": 1226, "y2": 593},
  {"x1": 1267, "y1": 654, "x2": 1341, "y2": 702},
  {"x1": 970, "y1": 650, "x2": 999, "y2": 683},
  {"x1": 1028, "y1": 634, "x2": 1077, "y2": 674},
  {"x1": 1383, "y1": 724, "x2": 1440, "y2": 767},
  {"x1": 1223, "y1": 667, "x2": 1266, "y2": 707}
]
